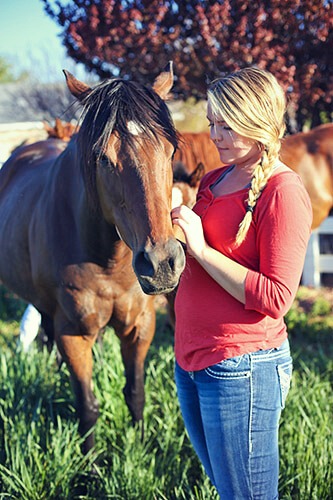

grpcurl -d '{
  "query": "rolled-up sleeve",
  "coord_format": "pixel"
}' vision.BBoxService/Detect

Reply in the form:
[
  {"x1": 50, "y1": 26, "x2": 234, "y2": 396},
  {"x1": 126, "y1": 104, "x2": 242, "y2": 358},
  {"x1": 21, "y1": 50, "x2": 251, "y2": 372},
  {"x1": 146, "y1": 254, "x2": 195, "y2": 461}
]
[{"x1": 245, "y1": 176, "x2": 312, "y2": 318}]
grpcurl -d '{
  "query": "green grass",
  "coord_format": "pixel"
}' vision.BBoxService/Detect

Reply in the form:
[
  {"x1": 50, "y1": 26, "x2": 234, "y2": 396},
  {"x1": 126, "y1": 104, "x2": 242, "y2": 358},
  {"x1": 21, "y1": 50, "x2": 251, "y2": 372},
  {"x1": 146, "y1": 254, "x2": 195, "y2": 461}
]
[{"x1": 0, "y1": 287, "x2": 332, "y2": 499}]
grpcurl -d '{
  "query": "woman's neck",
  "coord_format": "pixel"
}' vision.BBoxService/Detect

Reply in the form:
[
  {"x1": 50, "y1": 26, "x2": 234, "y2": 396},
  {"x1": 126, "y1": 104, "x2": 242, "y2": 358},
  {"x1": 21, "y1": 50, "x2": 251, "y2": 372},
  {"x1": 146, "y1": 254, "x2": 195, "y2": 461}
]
[{"x1": 233, "y1": 150, "x2": 263, "y2": 174}]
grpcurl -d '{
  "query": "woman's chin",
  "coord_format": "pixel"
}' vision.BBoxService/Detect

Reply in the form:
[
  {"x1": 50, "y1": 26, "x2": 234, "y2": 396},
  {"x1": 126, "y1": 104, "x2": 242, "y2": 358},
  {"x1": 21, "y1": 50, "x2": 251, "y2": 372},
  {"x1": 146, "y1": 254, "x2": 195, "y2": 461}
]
[{"x1": 218, "y1": 150, "x2": 232, "y2": 164}]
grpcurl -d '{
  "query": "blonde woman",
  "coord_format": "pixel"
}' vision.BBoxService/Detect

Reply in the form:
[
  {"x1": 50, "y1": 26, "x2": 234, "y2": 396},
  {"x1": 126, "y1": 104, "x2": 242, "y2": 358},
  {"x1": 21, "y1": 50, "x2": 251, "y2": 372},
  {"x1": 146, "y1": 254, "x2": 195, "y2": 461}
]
[{"x1": 171, "y1": 67, "x2": 312, "y2": 499}]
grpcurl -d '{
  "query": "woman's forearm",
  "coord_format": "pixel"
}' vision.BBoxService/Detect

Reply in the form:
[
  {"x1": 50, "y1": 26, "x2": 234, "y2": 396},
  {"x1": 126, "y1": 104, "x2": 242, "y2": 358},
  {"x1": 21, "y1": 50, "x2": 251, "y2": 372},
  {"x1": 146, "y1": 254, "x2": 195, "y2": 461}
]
[
  {"x1": 194, "y1": 244, "x2": 248, "y2": 304},
  {"x1": 171, "y1": 204, "x2": 247, "y2": 303}
]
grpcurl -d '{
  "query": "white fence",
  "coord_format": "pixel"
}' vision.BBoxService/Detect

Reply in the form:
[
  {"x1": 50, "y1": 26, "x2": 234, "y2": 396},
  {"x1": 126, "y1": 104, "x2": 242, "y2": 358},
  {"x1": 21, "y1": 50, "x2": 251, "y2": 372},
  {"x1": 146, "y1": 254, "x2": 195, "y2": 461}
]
[{"x1": 302, "y1": 216, "x2": 333, "y2": 287}]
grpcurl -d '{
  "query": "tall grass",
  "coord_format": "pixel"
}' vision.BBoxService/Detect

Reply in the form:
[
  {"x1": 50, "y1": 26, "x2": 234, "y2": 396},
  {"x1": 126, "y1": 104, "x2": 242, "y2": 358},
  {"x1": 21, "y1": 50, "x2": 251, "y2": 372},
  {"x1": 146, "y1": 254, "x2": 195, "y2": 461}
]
[{"x1": 0, "y1": 288, "x2": 332, "y2": 499}]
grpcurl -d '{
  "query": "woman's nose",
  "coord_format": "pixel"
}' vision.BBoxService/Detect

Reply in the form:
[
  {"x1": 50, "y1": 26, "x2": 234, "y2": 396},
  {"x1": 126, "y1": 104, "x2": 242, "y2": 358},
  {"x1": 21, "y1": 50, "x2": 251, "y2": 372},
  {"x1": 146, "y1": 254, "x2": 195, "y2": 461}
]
[
  {"x1": 210, "y1": 125, "x2": 221, "y2": 142},
  {"x1": 210, "y1": 124, "x2": 217, "y2": 140}
]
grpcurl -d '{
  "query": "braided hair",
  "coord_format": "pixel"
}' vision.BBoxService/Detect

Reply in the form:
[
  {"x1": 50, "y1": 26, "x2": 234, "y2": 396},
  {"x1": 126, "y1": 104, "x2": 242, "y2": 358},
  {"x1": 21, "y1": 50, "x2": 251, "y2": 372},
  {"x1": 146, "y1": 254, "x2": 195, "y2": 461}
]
[{"x1": 207, "y1": 67, "x2": 286, "y2": 246}]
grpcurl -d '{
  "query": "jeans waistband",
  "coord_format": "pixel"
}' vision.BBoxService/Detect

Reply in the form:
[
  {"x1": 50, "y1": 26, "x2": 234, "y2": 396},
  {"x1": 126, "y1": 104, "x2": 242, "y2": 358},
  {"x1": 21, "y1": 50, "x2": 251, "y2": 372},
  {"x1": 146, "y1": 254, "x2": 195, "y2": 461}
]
[{"x1": 249, "y1": 339, "x2": 290, "y2": 362}]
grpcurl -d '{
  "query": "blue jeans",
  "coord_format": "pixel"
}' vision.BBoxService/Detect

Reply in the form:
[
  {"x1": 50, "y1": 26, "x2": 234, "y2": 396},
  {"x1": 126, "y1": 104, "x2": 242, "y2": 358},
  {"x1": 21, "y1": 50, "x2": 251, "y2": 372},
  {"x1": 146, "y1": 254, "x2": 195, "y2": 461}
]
[{"x1": 175, "y1": 340, "x2": 292, "y2": 499}]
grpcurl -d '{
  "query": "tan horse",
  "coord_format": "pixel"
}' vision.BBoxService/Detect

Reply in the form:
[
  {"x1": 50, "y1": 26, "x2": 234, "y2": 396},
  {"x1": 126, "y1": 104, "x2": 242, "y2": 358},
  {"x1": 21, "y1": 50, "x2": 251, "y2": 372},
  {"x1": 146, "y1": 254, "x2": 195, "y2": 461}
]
[
  {"x1": 174, "y1": 125, "x2": 333, "y2": 229},
  {"x1": 0, "y1": 64, "x2": 185, "y2": 453}
]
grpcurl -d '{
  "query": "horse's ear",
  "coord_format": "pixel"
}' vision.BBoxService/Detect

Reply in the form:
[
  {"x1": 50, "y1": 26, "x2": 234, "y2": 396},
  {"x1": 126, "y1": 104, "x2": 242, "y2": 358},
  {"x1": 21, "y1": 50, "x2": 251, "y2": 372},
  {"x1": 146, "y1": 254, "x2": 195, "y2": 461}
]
[
  {"x1": 189, "y1": 162, "x2": 206, "y2": 187},
  {"x1": 54, "y1": 117, "x2": 64, "y2": 135},
  {"x1": 152, "y1": 61, "x2": 174, "y2": 100},
  {"x1": 43, "y1": 120, "x2": 53, "y2": 135},
  {"x1": 63, "y1": 70, "x2": 92, "y2": 101}
]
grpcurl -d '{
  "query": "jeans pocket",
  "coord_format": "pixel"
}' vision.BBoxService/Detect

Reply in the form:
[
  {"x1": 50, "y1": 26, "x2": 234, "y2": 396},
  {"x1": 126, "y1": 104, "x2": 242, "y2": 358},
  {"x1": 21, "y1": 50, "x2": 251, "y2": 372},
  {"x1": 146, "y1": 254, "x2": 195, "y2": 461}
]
[
  {"x1": 277, "y1": 360, "x2": 293, "y2": 408},
  {"x1": 204, "y1": 355, "x2": 250, "y2": 380}
]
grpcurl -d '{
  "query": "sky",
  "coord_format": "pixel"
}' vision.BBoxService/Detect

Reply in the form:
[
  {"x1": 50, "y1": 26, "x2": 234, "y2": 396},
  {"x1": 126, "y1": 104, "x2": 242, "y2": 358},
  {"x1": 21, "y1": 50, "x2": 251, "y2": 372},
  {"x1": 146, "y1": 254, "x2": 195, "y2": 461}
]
[{"x1": 0, "y1": 0, "x2": 85, "y2": 81}]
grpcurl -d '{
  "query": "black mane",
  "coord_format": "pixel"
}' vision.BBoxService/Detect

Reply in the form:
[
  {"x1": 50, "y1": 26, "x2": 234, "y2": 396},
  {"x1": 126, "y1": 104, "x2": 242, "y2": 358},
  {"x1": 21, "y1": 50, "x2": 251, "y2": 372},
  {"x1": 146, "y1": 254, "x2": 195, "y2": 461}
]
[{"x1": 80, "y1": 78, "x2": 177, "y2": 156}]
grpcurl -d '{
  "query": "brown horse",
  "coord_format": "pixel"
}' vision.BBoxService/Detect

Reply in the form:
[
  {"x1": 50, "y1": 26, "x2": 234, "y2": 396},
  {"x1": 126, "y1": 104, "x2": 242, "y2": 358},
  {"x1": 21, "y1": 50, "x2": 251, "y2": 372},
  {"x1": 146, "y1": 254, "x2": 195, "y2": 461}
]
[
  {"x1": 175, "y1": 125, "x2": 333, "y2": 229},
  {"x1": 0, "y1": 64, "x2": 185, "y2": 453},
  {"x1": 173, "y1": 130, "x2": 220, "y2": 173},
  {"x1": 280, "y1": 124, "x2": 333, "y2": 227}
]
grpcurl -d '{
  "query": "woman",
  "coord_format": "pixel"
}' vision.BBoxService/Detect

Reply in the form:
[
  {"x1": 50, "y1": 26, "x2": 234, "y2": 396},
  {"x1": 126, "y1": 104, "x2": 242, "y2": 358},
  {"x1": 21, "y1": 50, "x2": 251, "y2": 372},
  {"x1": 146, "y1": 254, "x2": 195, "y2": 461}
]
[{"x1": 171, "y1": 67, "x2": 312, "y2": 499}]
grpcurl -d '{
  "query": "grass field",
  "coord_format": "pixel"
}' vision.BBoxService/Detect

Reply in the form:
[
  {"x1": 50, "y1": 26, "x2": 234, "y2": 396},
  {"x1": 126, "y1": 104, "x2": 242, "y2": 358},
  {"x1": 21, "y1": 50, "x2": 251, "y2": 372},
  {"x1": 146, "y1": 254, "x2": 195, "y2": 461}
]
[{"x1": 0, "y1": 286, "x2": 332, "y2": 499}]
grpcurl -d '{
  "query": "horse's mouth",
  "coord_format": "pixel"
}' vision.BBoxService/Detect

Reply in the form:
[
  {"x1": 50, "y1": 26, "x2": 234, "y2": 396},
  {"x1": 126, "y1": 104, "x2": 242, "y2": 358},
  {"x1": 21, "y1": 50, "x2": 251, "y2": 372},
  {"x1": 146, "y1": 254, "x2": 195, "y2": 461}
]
[{"x1": 138, "y1": 278, "x2": 179, "y2": 296}]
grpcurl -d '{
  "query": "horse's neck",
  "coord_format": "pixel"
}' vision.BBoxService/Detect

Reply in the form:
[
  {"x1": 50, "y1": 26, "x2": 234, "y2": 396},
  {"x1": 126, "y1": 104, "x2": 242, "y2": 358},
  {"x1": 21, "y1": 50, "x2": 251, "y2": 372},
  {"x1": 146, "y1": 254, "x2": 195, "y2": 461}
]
[{"x1": 79, "y1": 201, "x2": 128, "y2": 264}]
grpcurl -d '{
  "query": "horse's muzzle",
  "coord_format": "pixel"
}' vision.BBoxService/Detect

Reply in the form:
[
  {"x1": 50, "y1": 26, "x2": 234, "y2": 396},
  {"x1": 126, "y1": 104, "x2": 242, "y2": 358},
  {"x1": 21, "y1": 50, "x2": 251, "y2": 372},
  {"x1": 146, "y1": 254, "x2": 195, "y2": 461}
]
[{"x1": 133, "y1": 239, "x2": 185, "y2": 294}]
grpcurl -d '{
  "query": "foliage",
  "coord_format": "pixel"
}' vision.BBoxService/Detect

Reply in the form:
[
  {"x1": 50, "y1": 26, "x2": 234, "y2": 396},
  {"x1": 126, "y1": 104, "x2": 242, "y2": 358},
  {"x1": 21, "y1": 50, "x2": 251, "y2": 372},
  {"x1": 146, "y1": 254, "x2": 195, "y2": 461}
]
[
  {"x1": 0, "y1": 56, "x2": 28, "y2": 84},
  {"x1": 0, "y1": 289, "x2": 333, "y2": 498},
  {"x1": 41, "y1": 0, "x2": 333, "y2": 131},
  {"x1": 285, "y1": 286, "x2": 333, "y2": 356},
  {"x1": 0, "y1": 57, "x2": 16, "y2": 84},
  {"x1": 0, "y1": 285, "x2": 27, "y2": 322}
]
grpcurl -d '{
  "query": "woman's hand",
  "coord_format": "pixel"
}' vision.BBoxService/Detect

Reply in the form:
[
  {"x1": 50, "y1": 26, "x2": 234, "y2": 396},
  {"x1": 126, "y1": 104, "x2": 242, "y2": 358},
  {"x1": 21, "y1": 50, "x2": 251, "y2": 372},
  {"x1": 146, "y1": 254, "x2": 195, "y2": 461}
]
[
  {"x1": 171, "y1": 205, "x2": 247, "y2": 303},
  {"x1": 171, "y1": 205, "x2": 207, "y2": 259}
]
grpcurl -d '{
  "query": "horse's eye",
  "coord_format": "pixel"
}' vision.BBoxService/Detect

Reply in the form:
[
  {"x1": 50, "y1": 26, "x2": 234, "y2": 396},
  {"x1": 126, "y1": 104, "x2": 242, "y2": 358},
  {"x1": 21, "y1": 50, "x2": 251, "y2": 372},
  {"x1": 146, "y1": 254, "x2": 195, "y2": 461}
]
[{"x1": 99, "y1": 154, "x2": 115, "y2": 171}]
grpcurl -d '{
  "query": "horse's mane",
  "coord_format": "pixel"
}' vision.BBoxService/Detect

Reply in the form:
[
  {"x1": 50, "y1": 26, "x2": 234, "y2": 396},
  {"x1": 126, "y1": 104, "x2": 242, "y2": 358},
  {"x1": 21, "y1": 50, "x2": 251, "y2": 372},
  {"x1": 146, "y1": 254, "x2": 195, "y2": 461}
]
[{"x1": 76, "y1": 78, "x2": 178, "y2": 208}]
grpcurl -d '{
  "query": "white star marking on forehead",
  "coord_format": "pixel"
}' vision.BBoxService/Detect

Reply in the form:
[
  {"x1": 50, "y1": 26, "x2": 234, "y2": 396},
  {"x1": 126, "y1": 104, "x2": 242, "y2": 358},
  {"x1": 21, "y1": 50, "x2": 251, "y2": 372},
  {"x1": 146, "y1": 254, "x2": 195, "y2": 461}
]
[{"x1": 127, "y1": 120, "x2": 144, "y2": 136}]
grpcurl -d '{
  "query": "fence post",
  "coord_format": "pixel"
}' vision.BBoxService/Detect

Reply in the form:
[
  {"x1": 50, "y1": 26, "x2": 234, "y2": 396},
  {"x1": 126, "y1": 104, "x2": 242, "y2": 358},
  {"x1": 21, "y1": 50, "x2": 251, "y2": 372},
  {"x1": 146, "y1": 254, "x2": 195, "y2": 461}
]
[
  {"x1": 302, "y1": 216, "x2": 333, "y2": 287},
  {"x1": 302, "y1": 230, "x2": 321, "y2": 287}
]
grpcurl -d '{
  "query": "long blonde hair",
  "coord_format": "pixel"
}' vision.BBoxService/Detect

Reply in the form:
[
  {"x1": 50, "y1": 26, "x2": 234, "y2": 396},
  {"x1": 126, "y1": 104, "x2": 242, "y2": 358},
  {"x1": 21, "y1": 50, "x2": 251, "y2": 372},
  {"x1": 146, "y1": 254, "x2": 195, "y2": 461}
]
[{"x1": 207, "y1": 67, "x2": 286, "y2": 246}]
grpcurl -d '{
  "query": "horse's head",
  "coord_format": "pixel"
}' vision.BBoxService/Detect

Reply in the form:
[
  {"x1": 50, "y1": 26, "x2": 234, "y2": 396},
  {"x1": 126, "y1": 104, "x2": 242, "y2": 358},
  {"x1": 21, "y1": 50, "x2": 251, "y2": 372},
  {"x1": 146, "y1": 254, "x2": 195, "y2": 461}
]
[{"x1": 64, "y1": 64, "x2": 185, "y2": 294}]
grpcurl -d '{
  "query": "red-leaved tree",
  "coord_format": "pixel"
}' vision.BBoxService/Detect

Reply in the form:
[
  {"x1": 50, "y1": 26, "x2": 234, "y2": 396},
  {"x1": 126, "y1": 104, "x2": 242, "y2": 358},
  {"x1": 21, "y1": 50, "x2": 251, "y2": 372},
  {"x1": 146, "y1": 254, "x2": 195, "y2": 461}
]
[{"x1": 42, "y1": 0, "x2": 333, "y2": 131}]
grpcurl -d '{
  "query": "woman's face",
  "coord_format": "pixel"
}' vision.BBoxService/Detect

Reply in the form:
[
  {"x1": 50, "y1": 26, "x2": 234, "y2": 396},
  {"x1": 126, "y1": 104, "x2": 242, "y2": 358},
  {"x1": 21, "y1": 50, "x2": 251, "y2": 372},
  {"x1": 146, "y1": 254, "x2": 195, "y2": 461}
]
[{"x1": 207, "y1": 101, "x2": 258, "y2": 165}]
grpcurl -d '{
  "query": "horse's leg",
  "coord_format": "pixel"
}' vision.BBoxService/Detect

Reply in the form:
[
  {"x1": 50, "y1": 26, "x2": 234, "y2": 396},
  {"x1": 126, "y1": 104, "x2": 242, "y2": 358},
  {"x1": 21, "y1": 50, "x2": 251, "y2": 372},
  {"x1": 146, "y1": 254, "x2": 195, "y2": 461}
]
[
  {"x1": 54, "y1": 321, "x2": 99, "y2": 454},
  {"x1": 165, "y1": 288, "x2": 177, "y2": 330},
  {"x1": 118, "y1": 299, "x2": 156, "y2": 434},
  {"x1": 40, "y1": 312, "x2": 56, "y2": 350}
]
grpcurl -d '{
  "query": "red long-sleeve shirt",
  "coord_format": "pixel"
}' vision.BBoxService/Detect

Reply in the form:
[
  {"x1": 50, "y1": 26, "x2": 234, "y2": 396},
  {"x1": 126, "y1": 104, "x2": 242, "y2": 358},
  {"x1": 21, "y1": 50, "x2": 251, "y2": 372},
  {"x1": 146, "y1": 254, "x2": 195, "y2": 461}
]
[{"x1": 174, "y1": 166, "x2": 313, "y2": 371}]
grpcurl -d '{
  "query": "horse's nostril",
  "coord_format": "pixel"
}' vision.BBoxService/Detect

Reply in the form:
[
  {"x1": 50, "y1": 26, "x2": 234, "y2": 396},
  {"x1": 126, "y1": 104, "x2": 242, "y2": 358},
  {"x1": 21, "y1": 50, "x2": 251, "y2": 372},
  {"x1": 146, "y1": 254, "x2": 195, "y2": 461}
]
[
  {"x1": 134, "y1": 251, "x2": 156, "y2": 278},
  {"x1": 168, "y1": 256, "x2": 175, "y2": 272}
]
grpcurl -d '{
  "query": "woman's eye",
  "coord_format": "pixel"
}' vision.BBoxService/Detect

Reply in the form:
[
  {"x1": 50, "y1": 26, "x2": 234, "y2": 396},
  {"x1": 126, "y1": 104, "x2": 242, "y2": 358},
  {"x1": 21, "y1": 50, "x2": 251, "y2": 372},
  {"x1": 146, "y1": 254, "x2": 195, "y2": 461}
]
[
  {"x1": 208, "y1": 122, "x2": 232, "y2": 131},
  {"x1": 218, "y1": 123, "x2": 232, "y2": 130}
]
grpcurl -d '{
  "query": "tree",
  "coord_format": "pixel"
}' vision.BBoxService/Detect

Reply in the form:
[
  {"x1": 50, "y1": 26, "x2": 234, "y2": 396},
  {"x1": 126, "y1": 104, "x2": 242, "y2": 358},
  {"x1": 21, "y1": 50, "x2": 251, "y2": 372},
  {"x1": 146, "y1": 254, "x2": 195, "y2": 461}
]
[
  {"x1": 42, "y1": 0, "x2": 333, "y2": 131},
  {"x1": 1, "y1": 51, "x2": 96, "y2": 124},
  {"x1": 6, "y1": 81, "x2": 81, "y2": 123},
  {"x1": 0, "y1": 56, "x2": 29, "y2": 84},
  {"x1": 0, "y1": 57, "x2": 15, "y2": 83}
]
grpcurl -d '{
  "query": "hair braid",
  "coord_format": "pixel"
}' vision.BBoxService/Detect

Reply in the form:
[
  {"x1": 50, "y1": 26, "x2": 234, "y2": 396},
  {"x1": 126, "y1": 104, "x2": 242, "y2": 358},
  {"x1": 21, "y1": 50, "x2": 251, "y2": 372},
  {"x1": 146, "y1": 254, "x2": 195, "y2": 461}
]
[{"x1": 235, "y1": 147, "x2": 277, "y2": 246}]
